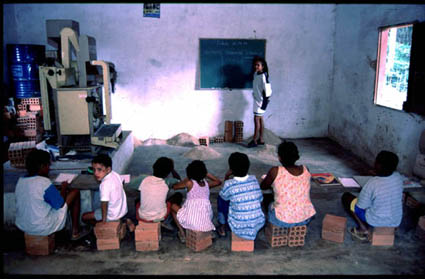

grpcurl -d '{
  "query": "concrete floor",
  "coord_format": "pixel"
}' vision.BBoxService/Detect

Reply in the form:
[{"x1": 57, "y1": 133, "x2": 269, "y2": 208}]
[{"x1": 3, "y1": 137, "x2": 425, "y2": 275}]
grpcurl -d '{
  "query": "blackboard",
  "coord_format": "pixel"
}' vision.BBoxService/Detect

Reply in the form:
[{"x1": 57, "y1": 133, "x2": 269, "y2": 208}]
[{"x1": 199, "y1": 39, "x2": 266, "y2": 89}]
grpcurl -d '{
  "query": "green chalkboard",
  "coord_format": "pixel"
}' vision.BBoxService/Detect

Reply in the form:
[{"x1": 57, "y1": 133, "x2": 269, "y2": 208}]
[{"x1": 199, "y1": 39, "x2": 266, "y2": 89}]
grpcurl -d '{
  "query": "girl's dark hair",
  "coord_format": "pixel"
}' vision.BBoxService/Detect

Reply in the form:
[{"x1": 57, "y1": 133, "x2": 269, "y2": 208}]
[
  {"x1": 92, "y1": 154, "x2": 112, "y2": 169},
  {"x1": 277, "y1": 141, "x2": 300, "y2": 166},
  {"x1": 252, "y1": 56, "x2": 270, "y2": 82},
  {"x1": 186, "y1": 160, "x2": 207, "y2": 183},
  {"x1": 228, "y1": 152, "x2": 250, "y2": 177},
  {"x1": 153, "y1": 157, "x2": 174, "y2": 178},
  {"x1": 26, "y1": 149, "x2": 51, "y2": 176}
]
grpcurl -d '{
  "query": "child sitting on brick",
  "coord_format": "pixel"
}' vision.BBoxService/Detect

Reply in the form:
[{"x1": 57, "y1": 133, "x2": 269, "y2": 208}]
[
  {"x1": 15, "y1": 149, "x2": 89, "y2": 240},
  {"x1": 217, "y1": 152, "x2": 265, "y2": 240},
  {"x1": 82, "y1": 154, "x2": 129, "y2": 234},
  {"x1": 136, "y1": 157, "x2": 184, "y2": 239},
  {"x1": 260, "y1": 141, "x2": 316, "y2": 228},
  {"x1": 172, "y1": 160, "x2": 222, "y2": 243},
  {"x1": 342, "y1": 151, "x2": 403, "y2": 241}
]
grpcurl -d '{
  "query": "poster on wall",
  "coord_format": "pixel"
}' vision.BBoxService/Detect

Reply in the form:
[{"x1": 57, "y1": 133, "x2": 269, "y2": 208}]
[{"x1": 143, "y1": 3, "x2": 160, "y2": 18}]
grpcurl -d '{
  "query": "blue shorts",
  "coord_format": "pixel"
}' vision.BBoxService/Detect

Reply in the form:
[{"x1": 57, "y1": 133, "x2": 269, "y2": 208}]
[
  {"x1": 354, "y1": 205, "x2": 367, "y2": 224},
  {"x1": 268, "y1": 204, "x2": 313, "y2": 228}
]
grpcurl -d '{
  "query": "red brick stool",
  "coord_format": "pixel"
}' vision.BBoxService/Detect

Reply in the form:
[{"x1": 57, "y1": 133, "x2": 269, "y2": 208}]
[
  {"x1": 224, "y1": 121, "x2": 234, "y2": 142},
  {"x1": 288, "y1": 225, "x2": 307, "y2": 247},
  {"x1": 135, "y1": 221, "x2": 160, "y2": 251},
  {"x1": 24, "y1": 233, "x2": 55, "y2": 255},
  {"x1": 265, "y1": 223, "x2": 289, "y2": 248},
  {"x1": 185, "y1": 230, "x2": 212, "y2": 252},
  {"x1": 231, "y1": 232, "x2": 254, "y2": 252},
  {"x1": 94, "y1": 221, "x2": 125, "y2": 251},
  {"x1": 322, "y1": 214, "x2": 347, "y2": 243},
  {"x1": 369, "y1": 227, "x2": 395, "y2": 246},
  {"x1": 416, "y1": 216, "x2": 425, "y2": 241}
]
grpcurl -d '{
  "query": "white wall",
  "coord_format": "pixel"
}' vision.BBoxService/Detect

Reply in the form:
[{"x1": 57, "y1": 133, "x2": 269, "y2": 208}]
[
  {"x1": 3, "y1": 3, "x2": 335, "y2": 141},
  {"x1": 330, "y1": 4, "x2": 425, "y2": 175}
]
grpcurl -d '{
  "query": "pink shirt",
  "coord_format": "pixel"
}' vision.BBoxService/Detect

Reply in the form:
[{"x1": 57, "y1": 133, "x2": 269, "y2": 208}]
[{"x1": 272, "y1": 166, "x2": 316, "y2": 223}]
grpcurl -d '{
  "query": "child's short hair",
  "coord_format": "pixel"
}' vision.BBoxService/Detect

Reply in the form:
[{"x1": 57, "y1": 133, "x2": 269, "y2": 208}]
[
  {"x1": 186, "y1": 160, "x2": 207, "y2": 183},
  {"x1": 228, "y1": 152, "x2": 250, "y2": 177},
  {"x1": 92, "y1": 154, "x2": 112, "y2": 169},
  {"x1": 376, "y1": 151, "x2": 399, "y2": 175},
  {"x1": 278, "y1": 141, "x2": 300, "y2": 166},
  {"x1": 153, "y1": 157, "x2": 173, "y2": 178},
  {"x1": 26, "y1": 149, "x2": 51, "y2": 176}
]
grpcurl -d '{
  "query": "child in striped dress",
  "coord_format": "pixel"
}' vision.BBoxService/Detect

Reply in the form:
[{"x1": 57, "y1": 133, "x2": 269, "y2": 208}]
[
  {"x1": 171, "y1": 160, "x2": 222, "y2": 243},
  {"x1": 217, "y1": 152, "x2": 265, "y2": 240}
]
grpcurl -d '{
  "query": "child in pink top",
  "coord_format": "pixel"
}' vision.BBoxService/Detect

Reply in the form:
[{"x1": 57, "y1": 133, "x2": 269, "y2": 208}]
[{"x1": 260, "y1": 141, "x2": 316, "y2": 227}]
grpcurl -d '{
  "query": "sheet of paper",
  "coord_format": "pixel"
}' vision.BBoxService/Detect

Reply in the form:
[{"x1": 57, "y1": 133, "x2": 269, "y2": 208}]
[
  {"x1": 352, "y1": 176, "x2": 372, "y2": 187},
  {"x1": 55, "y1": 173, "x2": 78, "y2": 184},
  {"x1": 338, "y1": 177, "x2": 361, "y2": 188},
  {"x1": 120, "y1": 174, "x2": 130, "y2": 184}
]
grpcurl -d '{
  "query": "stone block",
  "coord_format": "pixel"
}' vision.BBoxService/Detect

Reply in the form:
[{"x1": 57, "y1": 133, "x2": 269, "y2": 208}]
[
  {"x1": 369, "y1": 227, "x2": 395, "y2": 246},
  {"x1": 224, "y1": 121, "x2": 233, "y2": 142},
  {"x1": 231, "y1": 232, "x2": 254, "y2": 252},
  {"x1": 186, "y1": 230, "x2": 212, "y2": 252},
  {"x1": 94, "y1": 221, "x2": 120, "y2": 239},
  {"x1": 96, "y1": 238, "x2": 120, "y2": 250},
  {"x1": 288, "y1": 235, "x2": 305, "y2": 247},
  {"x1": 24, "y1": 233, "x2": 55, "y2": 256},
  {"x1": 135, "y1": 240, "x2": 159, "y2": 251},
  {"x1": 322, "y1": 214, "x2": 347, "y2": 243}
]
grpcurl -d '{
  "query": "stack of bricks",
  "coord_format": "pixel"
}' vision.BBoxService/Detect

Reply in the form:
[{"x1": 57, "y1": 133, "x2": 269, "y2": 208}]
[
  {"x1": 16, "y1": 112, "x2": 44, "y2": 143},
  {"x1": 415, "y1": 216, "x2": 425, "y2": 241},
  {"x1": 8, "y1": 141, "x2": 36, "y2": 168},
  {"x1": 24, "y1": 233, "x2": 55, "y2": 256},
  {"x1": 135, "y1": 221, "x2": 160, "y2": 251},
  {"x1": 231, "y1": 232, "x2": 254, "y2": 252},
  {"x1": 224, "y1": 121, "x2": 233, "y2": 142},
  {"x1": 19, "y1": 97, "x2": 43, "y2": 115},
  {"x1": 368, "y1": 227, "x2": 395, "y2": 246},
  {"x1": 17, "y1": 103, "x2": 27, "y2": 117},
  {"x1": 288, "y1": 225, "x2": 307, "y2": 247},
  {"x1": 265, "y1": 222, "x2": 288, "y2": 248},
  {"x1": 186, "y1": 230, "x2": 212, "y2": 252},
  {"x1": 94, "y1": 221, "x2": 122, "y2": 251},
  {"x1": 199, "y1": 137, "x2": 209, "y2": 146},
  {"x1": 234, "y1": 121, "x2": 244, "y2": 143},
  {"x1": 214, "y1": 135, "x2": 224, "y2": 144},
  {"x1": 322, "y1": 214, "x2": 347, "y2": 243}
]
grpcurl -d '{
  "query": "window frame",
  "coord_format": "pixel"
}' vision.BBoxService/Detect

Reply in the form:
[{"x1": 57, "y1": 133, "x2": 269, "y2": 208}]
[{"x1": 373, "y1": 22, "x2": 415, "y2": 112}]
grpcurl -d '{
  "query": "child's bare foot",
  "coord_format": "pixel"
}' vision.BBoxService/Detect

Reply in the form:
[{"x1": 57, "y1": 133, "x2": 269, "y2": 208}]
[
  {"x1": 126, "y1": 218, "x2": 136, "y2": 232},
  {"x1": 217, "y1": 225, "x2": 226, "y2": 237}
]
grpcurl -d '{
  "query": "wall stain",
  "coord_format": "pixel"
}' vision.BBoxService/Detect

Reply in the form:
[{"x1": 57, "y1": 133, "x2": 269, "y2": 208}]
[
  {"x1": 366, "y1": 55, "x2": 377, "y2": 70},
  {"x1": 149, "y1": 59, "x2": 162, "y2": 67}
]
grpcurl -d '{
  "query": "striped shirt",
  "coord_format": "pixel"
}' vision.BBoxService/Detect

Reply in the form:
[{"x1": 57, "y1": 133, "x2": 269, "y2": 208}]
[
  {"x1": 357, "y1": 172, "x2": 403, "y2": 227},
  {"x1": 219, "y1": 175, "x2": 265, "y2": 240},
  {"x1": 177, "y1": 179, "x2": 215, "y2": 232}
]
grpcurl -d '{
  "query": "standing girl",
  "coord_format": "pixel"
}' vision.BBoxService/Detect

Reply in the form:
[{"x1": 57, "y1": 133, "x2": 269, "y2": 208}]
[
  {"x1": 171, "y1": 160, "x2": 222, "y2": 243},
  {"x1": 248, "y1": 56, "x2": 272, "y2": 148}
]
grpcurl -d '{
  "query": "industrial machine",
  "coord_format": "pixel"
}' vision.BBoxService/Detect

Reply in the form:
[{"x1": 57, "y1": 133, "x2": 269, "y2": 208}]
[{"x1": 39, "y1": 20, "x2": 122, "y2": 155}]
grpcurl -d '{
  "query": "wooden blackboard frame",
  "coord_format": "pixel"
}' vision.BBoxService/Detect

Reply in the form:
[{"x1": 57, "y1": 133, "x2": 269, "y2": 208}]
[{"x1": 198, "y1": 38, "x2": 266, "y2": 90}]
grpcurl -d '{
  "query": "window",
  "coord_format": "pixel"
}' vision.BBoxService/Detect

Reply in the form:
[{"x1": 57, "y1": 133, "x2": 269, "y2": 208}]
[
  {"x1": 374, "y1": 24, "x2": 413, "y2": 110},
  {"x1": 374, "y1": 21, "x2": 425, "y2": 115}
]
